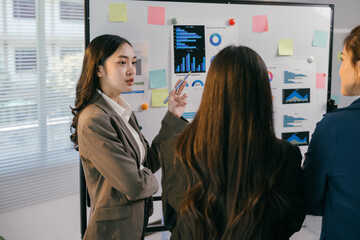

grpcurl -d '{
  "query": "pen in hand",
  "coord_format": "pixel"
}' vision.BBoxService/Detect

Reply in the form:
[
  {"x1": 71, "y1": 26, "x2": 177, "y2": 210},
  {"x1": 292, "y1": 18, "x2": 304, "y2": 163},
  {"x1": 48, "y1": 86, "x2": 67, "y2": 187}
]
[{"x1": 163, "y1": 71, "x2": 191, "y2": 104}]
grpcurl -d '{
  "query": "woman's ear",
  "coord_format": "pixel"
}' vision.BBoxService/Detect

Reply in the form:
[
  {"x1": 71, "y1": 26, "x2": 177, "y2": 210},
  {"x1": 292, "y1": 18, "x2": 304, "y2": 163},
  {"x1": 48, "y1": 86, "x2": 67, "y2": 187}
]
[{"x1": 97, "y1": 65, "x2": 103, "y2": 78}]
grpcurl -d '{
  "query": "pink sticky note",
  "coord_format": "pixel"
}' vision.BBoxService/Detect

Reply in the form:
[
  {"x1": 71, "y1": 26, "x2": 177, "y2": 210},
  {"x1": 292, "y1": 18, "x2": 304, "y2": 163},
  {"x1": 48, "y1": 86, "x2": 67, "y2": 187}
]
[
  {"x1": 253, "y1": 15, "x2": 269, "y2": 32},
  {"x1": 316, "y1": 73, "x2": 326, "y2": 89},
  {"x1": 148, "y1": 6, "x2": 165, "y2": 25}
]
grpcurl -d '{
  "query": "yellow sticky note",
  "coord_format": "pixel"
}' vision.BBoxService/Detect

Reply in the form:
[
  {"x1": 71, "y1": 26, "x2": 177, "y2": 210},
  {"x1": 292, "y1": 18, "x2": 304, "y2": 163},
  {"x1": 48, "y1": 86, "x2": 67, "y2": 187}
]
[
  {"x1": 278, "y1": 39, "x2": 293, "y2": 56},
  {"x1": 151, "y1": 89, "x2": 168, "y2": 107},
  {"x1": 337, "y1": 51, "x2": 342, "y2": 62},
  {"x1": 109, "y1": 3, "x2": 127, "y2": 22}
]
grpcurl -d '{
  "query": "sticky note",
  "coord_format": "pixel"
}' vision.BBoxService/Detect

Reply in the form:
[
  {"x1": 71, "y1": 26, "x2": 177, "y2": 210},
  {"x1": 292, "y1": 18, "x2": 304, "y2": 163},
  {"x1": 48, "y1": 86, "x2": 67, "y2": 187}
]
[
  {"x1": 313, "y1": 30, "x2": 328, "y2": 48},
  {"x1": 109, "y1": 3, "x2": 127, "y2": 22},
  {"x1": 331, "y1": 95, "x2": 340, "y2": 104},
  {"x1": 337, "y1": 51, "x2": 342, "y2": 62},
  {"x1": 151, "y1": 89, "x2": 168, "y2": 107},
  {"x1": 252, "y1": 15, "x2": 269, "y2": 32},
  {"x1": 278, "y1": 39, "x2": 293, "y2": 56},
  {"x1": 316, "y1": 73, "x2": 326, "y2": 89},
  {"x1": 149, "y1": 69, "x2": 167, "y2": 89},
  {"x1": 148, "y1": 6, "x2": 165, "y2": 25}
]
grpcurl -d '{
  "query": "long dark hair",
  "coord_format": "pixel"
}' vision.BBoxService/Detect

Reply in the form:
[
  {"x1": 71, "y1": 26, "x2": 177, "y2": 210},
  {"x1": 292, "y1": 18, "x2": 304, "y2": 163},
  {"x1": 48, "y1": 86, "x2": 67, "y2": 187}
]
[
  {"x1": 344, "y1": 25, "x2": 360, "y2": 76},
  {"x1": 70, "y1": 34, "x2": 131, "y2": 150},
  {"x1": 176, "y1": 46, "x2": 287, "y2": 240}
]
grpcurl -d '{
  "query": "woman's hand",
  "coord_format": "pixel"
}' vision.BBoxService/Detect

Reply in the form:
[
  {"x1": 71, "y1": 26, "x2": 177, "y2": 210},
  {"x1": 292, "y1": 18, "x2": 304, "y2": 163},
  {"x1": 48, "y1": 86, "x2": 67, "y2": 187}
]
[{"x1": 168, "y1": 79, "x2": 188, "y2": 118}]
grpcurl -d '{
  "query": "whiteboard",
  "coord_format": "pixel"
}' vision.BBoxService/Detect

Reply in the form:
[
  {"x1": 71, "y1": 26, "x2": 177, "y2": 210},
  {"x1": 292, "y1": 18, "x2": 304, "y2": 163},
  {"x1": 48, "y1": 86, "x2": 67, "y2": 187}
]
[{"x1": 87, "y1": 0, "x2": 334, "y2": 155}]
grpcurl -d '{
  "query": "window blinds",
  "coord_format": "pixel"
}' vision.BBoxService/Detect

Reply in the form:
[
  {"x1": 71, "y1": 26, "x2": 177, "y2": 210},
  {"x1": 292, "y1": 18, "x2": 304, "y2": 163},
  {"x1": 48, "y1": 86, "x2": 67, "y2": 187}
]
[{"x1": 0, "y1": 0, "x2": 84, "y2": 212}]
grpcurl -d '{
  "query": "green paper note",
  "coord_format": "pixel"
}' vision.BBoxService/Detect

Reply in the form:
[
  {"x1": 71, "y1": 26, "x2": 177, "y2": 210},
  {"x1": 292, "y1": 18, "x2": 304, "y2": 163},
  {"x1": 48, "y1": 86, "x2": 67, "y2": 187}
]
[
  {"x1": 312, "y1": 30, "x2": 328, "y2": 48},
  {"x1": 149, "y1": 69, "x2": 167, "y2": 89}
]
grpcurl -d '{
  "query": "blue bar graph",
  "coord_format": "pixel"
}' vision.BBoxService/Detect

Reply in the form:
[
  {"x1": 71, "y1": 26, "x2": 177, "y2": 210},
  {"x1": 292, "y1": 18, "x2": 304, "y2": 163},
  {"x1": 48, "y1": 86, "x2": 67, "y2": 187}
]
[
  {"x1": 283, "y1": 115, "x2": 306, "y2": 127},
  {"x1": 174, "y1": 25, "x2": 206, "y2": 73},
  {"x1": 284, "y1": 71, "x2": 307, "y2": 84}
]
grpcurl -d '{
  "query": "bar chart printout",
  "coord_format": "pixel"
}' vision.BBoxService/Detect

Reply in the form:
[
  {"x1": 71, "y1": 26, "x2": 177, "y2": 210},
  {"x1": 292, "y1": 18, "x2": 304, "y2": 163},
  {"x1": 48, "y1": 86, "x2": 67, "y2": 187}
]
[
  {"x1": 174, "y1": 25, "x2": 206, "y2": 73},
  {"x1": 284, "y1": 70, "x2": 307, "y2": 84},
  {"x1": 283, "y1": 114, "x2": 306, "y2": 127}
]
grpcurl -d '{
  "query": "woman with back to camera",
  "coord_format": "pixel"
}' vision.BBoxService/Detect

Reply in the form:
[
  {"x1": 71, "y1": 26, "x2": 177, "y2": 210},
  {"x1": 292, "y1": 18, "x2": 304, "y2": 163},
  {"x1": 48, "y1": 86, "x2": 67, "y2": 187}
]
[
  {"x1": 159, "y1": 45, "x2": 306, "y2": 240},
  {"x1": 302, "y1": 25, "x2": 360, "y2": 240},
  {"x1": 70, "y1": 34, "x2": 188, "y2": 240}
]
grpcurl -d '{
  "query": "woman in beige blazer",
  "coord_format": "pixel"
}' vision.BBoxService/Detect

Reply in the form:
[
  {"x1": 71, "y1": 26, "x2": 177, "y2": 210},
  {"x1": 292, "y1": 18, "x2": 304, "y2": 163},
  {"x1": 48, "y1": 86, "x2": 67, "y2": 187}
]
[{"x1": 70, "y1": 34, "x2": 188, "y2": 240}]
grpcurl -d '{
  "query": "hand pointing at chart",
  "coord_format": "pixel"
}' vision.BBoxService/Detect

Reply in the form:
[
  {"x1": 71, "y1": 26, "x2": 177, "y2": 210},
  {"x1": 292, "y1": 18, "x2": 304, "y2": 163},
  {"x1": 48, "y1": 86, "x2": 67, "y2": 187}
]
[{"x1": 168, "y1": 78, "x2": 188, "y2": 118}]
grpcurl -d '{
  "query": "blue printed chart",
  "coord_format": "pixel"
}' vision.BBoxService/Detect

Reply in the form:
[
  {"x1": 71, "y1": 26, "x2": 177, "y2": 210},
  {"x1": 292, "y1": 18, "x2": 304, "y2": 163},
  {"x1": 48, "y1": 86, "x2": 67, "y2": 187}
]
[
  {"x1": 205, "y1": 25, "x2": 238, "y2": 71},
  {"x1": 281, "y1": 131, "x2": 309, "y2": 146},
  {"x1": 264, "y1": 58, "x2": 316, "y2": 155},
  {"x1": 282, "y1": 88, "x2": 310, "y2": 104},
  {"x1": 283, "y1": 115, "x2": 306, "y2": 128},
  {"x1": 173, "y1": 25, "x2": 206, "y2": 73},
  {"x1": 191, "y1": 79, "x2": 204, "y2": 87},
  {"x1": 282, "y1": 112, "x2": 310, "y2": 128},
  {"x1": 209, "y1": 33, "x2": 222, "y2": 46},
  {"x1": 171, "y1": 24, "x2": 237, "y2": 121},
  {"x1": 284, "y1": 70, "x2": 307, "y2": 84}
]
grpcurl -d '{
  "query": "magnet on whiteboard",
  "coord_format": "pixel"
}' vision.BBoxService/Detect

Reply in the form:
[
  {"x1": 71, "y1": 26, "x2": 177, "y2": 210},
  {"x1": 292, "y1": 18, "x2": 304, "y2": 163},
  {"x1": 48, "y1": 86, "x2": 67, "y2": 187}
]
[
  {"x1": 171, "y1": 18, "x2": 178, "y2": 24},
  {"x1": 307, "y1": 56, "x2": 314, "y2": 63},
  {"x1": 228, "y1": 18, "x2": 236, "y2": 26},
  {"x1": 141, "y1": 103, "x2": 149, "y2": 110}
]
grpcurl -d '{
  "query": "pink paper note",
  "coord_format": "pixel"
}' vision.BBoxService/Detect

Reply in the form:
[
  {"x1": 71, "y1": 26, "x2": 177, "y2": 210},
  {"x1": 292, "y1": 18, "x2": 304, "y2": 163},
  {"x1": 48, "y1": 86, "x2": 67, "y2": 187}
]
[
  {"x1": 316, "y1": 73, "x2": 326, "y2": 89},
  {"x1": 253, "y1": 15, "x2": 268, "y2": 32},
  {"x1": 148, "y1": 6, "x2": 165, "y2": 25}
]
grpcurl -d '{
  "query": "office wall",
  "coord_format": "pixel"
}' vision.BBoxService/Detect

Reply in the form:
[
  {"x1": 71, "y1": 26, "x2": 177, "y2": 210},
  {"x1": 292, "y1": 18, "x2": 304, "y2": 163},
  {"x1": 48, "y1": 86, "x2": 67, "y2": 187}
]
[{"x1": 0, "y1": 1, "x2": 358, "y2": 240}]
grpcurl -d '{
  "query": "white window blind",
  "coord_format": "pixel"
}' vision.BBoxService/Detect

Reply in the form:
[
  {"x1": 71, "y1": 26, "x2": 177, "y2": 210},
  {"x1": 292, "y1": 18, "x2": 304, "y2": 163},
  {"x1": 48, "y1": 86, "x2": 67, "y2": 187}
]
[{"x1": 0, "y1": 0, "x2": 84, "y2": 212}]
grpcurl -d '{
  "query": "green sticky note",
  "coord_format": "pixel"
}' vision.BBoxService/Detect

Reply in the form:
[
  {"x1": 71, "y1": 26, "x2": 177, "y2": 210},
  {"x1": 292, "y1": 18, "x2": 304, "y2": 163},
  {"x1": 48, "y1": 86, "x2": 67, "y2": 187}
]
[
  {"x1": 331, "y1": 95, "x2": 340, "y2": 104},
  {"x1": 312, "y1": 30, "x2": 328, "y2": 48},
  {"x1": 109, "y1": 3, "x2": 127, "y2": 22},
  {"x1": 278, "y1": 39, "x2": 293, "y2": 56},
  {"x1": 149, "y1": 69, "x2": 167, "y2": 89},
  {"x1": 151, "y1": 89, "x2": 168, "y2": 107}
]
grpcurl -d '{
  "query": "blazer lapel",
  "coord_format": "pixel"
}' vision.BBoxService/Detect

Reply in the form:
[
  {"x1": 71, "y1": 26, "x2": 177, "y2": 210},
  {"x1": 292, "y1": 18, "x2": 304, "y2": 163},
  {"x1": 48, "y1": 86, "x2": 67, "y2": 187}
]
[
  {"x1": 91, "y1": 92, "x2": 142, "y2": 168},
  {"x1": 129, "y1": 113, "x2": 147, "y2": 160}
]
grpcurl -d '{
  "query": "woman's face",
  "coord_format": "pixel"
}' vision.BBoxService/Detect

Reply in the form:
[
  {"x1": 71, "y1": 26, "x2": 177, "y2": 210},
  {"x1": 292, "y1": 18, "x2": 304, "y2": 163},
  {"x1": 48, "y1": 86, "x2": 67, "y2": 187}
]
[
  {"x1": 339, "y1": 46, "x2": 360, "y2": 96},
  {"x1": 98, "y1": 43, "x2": 136, "y2": 99}
]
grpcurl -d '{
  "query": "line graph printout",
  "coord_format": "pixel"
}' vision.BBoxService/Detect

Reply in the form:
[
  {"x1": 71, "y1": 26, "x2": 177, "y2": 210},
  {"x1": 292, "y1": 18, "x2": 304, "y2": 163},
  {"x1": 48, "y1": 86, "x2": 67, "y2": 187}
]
[
  {"x1": 282, "y1": 88, "x2": 310, "y2": 104},
  {"x1": 282, "y1": 131, "x2": 309, "y2": 146}
]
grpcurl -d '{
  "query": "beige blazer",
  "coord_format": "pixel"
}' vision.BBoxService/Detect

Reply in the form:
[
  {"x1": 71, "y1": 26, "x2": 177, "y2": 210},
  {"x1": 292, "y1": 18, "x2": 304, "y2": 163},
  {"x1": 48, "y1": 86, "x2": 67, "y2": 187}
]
[{"x1": 78, "y1": 92, "x2": 187, "y2": 240}]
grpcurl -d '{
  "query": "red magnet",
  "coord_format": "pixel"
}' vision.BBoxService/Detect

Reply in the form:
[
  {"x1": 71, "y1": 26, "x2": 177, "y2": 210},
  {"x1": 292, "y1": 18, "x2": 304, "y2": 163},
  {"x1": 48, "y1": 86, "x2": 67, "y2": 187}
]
[{"x1": 229, "y1": 18, "x2": 236, "y2": 26}]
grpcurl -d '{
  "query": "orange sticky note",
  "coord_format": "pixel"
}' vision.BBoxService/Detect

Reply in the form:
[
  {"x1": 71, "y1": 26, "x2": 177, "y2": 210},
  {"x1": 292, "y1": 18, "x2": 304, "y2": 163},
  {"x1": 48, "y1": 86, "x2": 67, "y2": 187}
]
[
  {"x1": 253, "y1": 15, "x2": 269, "y2": 32},
  {"x1": 148, "y1": 6, "x2": 165, "y2": 25},
  {"x1": 316, "y1": 73, "x2": 326, "y2": 89}
]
